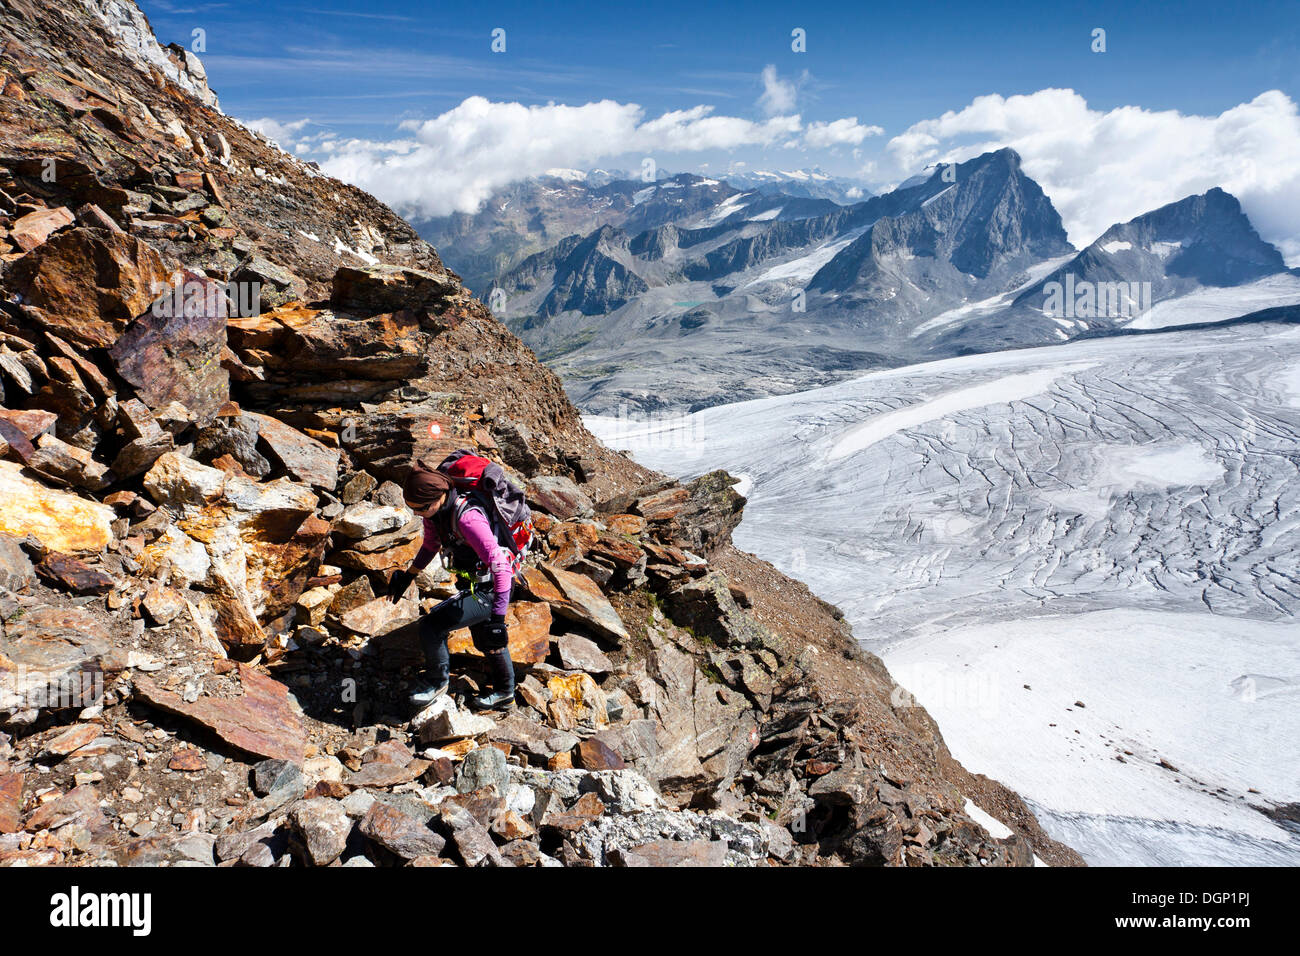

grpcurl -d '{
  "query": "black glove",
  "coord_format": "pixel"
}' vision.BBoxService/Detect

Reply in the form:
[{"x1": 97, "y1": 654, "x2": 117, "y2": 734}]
[
  {"x1": 477, "y1": 614, "x2": 509, "y2": 651},
  {"x1": 386, "y1": 569, "x2": 416, "y2": 602}
]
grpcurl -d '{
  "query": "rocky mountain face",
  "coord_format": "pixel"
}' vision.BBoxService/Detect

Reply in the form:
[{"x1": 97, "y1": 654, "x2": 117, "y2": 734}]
[
  {"x1": 486, "y1": 148, "x2": 1079, "y2": 412},
  {"x1": 413, "y1": 172, "x2": 742, "y2": 299},
  {"x1": 0, "y1": 0, "x2": 1082, "y2": 867},
  {"x1": 923, "y1": 188, "x2": 1291, "y2": 355},
  {"x1": 445, "y1": 149, "x2": 1294, "y2": 415}
]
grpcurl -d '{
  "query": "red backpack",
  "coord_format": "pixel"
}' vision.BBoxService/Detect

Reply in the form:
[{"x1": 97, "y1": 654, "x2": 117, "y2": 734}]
[{"x1": 436, "y1": 449, "x2": 534, "y2": 573}]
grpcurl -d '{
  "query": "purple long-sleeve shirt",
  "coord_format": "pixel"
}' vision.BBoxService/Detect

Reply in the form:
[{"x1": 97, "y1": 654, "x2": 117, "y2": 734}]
[{"x1": 411, "y1": 506, "x2": 513, "y2": 617}]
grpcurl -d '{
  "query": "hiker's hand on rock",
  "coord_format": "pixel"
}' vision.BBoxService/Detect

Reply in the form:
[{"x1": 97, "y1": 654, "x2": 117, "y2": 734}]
[{"x1": 386, "y1": 569, "x2": 415, "y2": 602}]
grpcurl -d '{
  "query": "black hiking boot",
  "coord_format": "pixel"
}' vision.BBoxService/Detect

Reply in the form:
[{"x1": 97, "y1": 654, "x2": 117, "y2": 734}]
[
  {"x1": 467, "y1": 686, "x2": 515, "y2": 712},
  {"x1": 408, "y1": 680, "x2": 449, "y2": 713}
]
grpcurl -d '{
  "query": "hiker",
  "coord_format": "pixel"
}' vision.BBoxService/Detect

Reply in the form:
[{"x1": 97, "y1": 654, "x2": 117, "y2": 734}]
[{"x1": 385, "y1": 460, "x2": 518, "y2": 713}]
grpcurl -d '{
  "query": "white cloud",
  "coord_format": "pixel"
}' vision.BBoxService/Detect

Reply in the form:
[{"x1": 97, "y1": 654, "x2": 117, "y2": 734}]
[
  {"x1": 884, "y1": 88, "x2": 1300, "y2": 265},
  {"x1": 244, "y1": 116, "x2": 313, "y2": 150},
  {"x1": 758, "y1": 64, "x2": 798, "y2": 116},
  {"x1": 804, "y1": 117, "x2": 884, "y2": 148},
  {"x1": 307, "y1": 96, "x2": 862, "y2": 218}
]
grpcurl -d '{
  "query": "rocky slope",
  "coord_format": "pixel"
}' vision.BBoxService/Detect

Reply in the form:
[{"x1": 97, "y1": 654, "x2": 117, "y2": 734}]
[{"x1": 0, "y1": 0, "x2": 1080, "y2": 867}]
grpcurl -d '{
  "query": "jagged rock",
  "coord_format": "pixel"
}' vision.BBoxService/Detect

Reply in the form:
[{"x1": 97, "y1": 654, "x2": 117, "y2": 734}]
[
  {"x1": 413, "y1": 697, "x2": 495, "y2": 743},
  {"x1": 193, "y1": 414, "x2": 271, "y2": 477},
  {"x1": 492, "y1": 810, "x2": 536, "y2": 842},
  {"x1": 232, "y1": 255, "x2": 305, "y2": 313},
  {"x1": 456, "y1": 745, "x2": 508, "y2": 793},
  {"x1": 22, "y1": 784, "x2": 109, "y2": 835},
  {"x1": 330, "y1": 263, "x2": 457, "y2": 316},
  {"x1": 489, "y1": 713, "x2": 578, "y2": 762},
  {"x1": 143, "y1": 451, "x2": 227, "y2": 506},
  {"x1": 338, "y1": 595, "x2": 419, "y2": 637},
  {"x1": 295, "y1": 586, "x2": 333, "y2": 626},
  {"x1": 359, "y1": 800, "x2": 446, "y2": 861},
  {"x1": 142, "y1": 453, "x2": 325, "y2": 633},
  {"x1": 25, "y1": 433, "x2": 111, "y2": 490},
  {"x1": 491, "y1": 418, "x2": 543, "y2": 476},
  {"x1": 556, "y1": 633, "x2": 613, "y2": 675},
  {"x1": 526, "y1": 475, "x2": 593, "y2": 519},
  {"x1": 289, "y1": 798, "x2": 352, "y2": 866},
  {"x1": 338, "y1": 471, "x2": 377, "y2": 504},
  {"x1": 610, "y1": 839, "x2": 728, "y2": 867},
  {"x1": 246, "y1": 412, "x2": 338, "y2": 491},
  {"x1": 536, "y1": 563, "x2": 628, "y2": 642},
  {"x1": 634, "y1": 486, "x2": 690, "y2": 523},
  {"x1": 133, "y1": 663, "x2": 306, "y2": 764},
  {"x1": 0, "y1": 605, "x2": 116, "y2": 711},
  {"x1": 606, "y1": 513, "x2": 645, "y2": 535},
  {"x1": 139, "y1": 526, "x2": 210, "y2": 589},
  {"x1": 0, "y1": 770, "x2": 21, "y2": 833},
  {"x1": 347, "y1": 759, "x2": 426, "y2": 789},
  {"x1": 657, "y1": 472, "x2": 746, "y2": 557},
  {"x1": 547, "y1": 522, "x2": 599, "y2": 567},
  {"x1": 664, "y1": 572, "x2": 779, "y2": 651},
  {"x1": 214, "y1": 820, "x2": 282, "y2": 863},
  {"x1": 42, "y1": 723, "x2": 100, "y2": 756},
  {"x1": 113, "y1": 831, "x2": 217, "y2": 866},
  {"x1": 35, "y1": 553, "x2": 115, "y2": 593},
  {"x1": 0, "y1": 535, "x2": 35, "y2": 592},
  {"x1": 327, "y1": 575, "x2": 374, "y2": 619},
  {"x1": 334, "y1": 502, "x2": 407, "y2": 538},
  {"x1": 808, "y1": 768, "x2": 877, "y2": 807},
  {"x1": 109, "y1": 268, "x2": 229, "y2": 422},
  {"x1": 568, "y1": 807, "x2": 769, "y2": 866},
  {"x1": 591, "y1": 720, "x2": 659, "y2": 767},
  {"x1": 547, "y1": 672, "x2": 608, "y2": 733},
  {"x1": 9, "y1": 205, "x2": 74, "y2": 252},
  {"x1": 5, "y1": 229, "x2": 174, "y2": 348},
  {"x1": 111, "y1": 429, "x2": 174, "y2": 479},
  {"x1": 576, "y1": 738, "x2": 625, "y2": 771},
  {"x1": 348, "y1": 518, "x2": 421, "y2": 554},
  {"x1": 438, "y1": 802, "x2": 505, "y2": 867},
  {"x1": 252, "y1": 758, "x2": 304, "y2": 796},
  {"x1": 0, "y1": 409, "x2": 57, "y2": 444},
  {"x1": 331, "y1": 535, "x2": 421, "y2": 572}
]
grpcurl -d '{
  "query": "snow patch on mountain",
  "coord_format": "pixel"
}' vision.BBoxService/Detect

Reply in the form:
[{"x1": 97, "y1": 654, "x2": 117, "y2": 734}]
[{"x1": 1126, "y1": 273, "x2": 1300, "y2": 330}]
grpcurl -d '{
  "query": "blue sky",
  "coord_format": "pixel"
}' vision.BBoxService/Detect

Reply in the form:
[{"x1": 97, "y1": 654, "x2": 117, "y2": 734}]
[
  {"x1": 139, "y1": 0, "x2": 1300, "y2": 258},
  {"x1": 147, "y1": 0, "x2": 1297, "y2": 135}
]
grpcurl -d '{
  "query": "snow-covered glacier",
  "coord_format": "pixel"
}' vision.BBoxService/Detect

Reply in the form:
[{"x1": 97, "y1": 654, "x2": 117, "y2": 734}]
[{"x1": 587, "y1": 321, "x2": 1300, "y2": 866}]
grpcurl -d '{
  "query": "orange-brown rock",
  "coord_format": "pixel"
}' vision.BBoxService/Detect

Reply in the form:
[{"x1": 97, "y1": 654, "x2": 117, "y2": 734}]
[
  {"x1": 5, "y1": 228, "x2": 174, "y2": 348},
  {"x1": 0, "y1": 771, "x2": 21, "y2": 833},
  {"x1": 606, "y1": 513, "x2": 645, "y2": 535},
  {"x1": 108, "y1": 268, "x2": 229, "y2": 422},
  {"x1": 9, "y1": 205, "x2": 73, "y2": 252},
  {"x1": 134, "y1": 663, "x2": 306, "y2": 764},
  {"x1": 546, "y1": 672, "x2": 608, "y2": 732},
  {"x1": 447, "y1": 600, "x2": 552, "y2": 664},
  {"x1": 168, "y1": 748, "x2": 207, "y2": 771},
  {"x1": 0, "y1": 459, "x2": 114, "y2": 552},
  {"x1": 537, "y1": 563, "x2": 629, "y2": 642}
]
